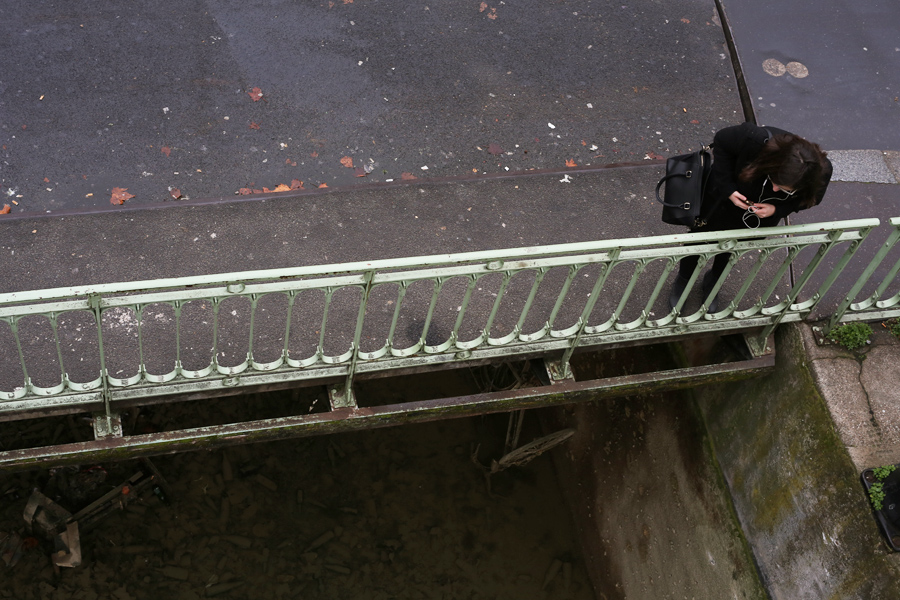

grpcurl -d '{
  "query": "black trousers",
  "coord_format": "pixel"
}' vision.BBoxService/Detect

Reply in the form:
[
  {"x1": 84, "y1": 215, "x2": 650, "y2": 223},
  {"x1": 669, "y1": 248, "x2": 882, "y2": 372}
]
[{"x1": 677, "y1": 251, "x2": 730, "y2": 281}]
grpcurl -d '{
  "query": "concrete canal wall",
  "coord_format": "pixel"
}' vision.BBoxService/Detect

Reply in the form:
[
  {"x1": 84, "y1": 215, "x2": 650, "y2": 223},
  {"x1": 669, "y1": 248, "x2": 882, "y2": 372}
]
[
  {"x1": 545, "y1": 323, "x2": 900, "y2": 599},
  {"x1": 695, "y1": 323, "x2": 900, "y2": 599}
]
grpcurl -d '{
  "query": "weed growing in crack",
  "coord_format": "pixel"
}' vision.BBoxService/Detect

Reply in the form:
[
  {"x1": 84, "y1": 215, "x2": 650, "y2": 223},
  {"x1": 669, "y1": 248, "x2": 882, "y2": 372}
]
[{"x1": 828, "y1": 322, "x2": 873, "y2": 350}]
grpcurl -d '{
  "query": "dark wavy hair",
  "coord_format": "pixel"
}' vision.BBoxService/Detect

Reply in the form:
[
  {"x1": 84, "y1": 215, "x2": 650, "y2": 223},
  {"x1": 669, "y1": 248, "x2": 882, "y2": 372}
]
[{"x1": 739, "y1": 134, "x2": 828, "y2": 209}]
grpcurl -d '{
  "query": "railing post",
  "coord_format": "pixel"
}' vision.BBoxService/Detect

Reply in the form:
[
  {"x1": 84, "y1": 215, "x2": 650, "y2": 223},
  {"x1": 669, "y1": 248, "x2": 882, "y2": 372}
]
[
  {"x1": 552, "y1": 250, "x2": 619, "y2": 379},
  {"x1": 330, "y1": 271, "x2": 374, "y2": 410},
  {"x1": 751, "y1": 229, "x2": 846, "y2": 351},
  {"x1": 89, "y1": 293, "x2": 121, "y2": 439}
]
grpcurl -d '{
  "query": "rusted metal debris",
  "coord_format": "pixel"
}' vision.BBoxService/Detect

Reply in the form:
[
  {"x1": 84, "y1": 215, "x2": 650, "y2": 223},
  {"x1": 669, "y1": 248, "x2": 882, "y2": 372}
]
[{"x1": 19, "y1": 460, "x2": 169, "y2": 570}]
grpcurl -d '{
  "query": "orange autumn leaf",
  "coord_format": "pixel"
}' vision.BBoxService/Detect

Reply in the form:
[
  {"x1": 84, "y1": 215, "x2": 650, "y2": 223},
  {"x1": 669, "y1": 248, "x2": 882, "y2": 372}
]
[
  {"x1": 565, "y1": 159, "x2": 577, "y2": 167},
  {"x1": 340, "y1": 156, "x2": 354, "y2": 168},
  {"x1": 354, "y1": 167, "x2": 367, "y2": 177},
  {"x1": 272, "y1": 184, "x2": 291, "y2": 192},
  {"x1": 110, "y1": 187, "x2": 134, "y2": 205},
  {"x1": 400, "y1": 172, "x2": 417, "y2": 180},
  {"x1": 161, "y1": 146, "x2": 172, "y2": 157},
  {"x1": 0, "y1": 204, "x2": 10, "y2": 214},
  {"x1": 311, "y1": 151, "x2": 319, "y2": 158},
  {"x1": 249, "y1": 121, "x2": 260, "y2": 130},
  {"x1": 239, "y1": 188, "x2": 253, "y2": 195},
  {"x1": 318, "y1": 183, "x2": 328, "y2": 188},
  {"x1": 248, "y1": 87, "x2": 263, "y2": 101},
  {"x1": 290, "y1": 179, "x2": 304, "y2": 190}
]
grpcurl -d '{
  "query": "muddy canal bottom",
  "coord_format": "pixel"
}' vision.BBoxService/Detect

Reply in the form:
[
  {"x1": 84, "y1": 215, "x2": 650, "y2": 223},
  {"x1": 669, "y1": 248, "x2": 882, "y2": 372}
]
[
  {"x1": 1, "y1": 414, "x2": 594, "y2": 600},
  {"x1": 1, "y1": 355, "x2": 764, "y2": 600}
]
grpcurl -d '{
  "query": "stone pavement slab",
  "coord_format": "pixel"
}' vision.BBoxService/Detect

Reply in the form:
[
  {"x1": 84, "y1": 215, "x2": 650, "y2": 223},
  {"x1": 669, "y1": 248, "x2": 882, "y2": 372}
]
[{"x1": 799, "y1": 323, "x2": 900, "y2": 470}]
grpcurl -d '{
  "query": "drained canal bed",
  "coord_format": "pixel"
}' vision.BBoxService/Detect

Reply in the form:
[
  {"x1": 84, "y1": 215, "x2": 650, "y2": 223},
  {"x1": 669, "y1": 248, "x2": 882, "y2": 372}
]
[
  {"x1": 1, "y1": 412, "x2": 595, "y2": 600},
  {"x1": 1, "y1": 347, "x2": 767, "y2": 599}
]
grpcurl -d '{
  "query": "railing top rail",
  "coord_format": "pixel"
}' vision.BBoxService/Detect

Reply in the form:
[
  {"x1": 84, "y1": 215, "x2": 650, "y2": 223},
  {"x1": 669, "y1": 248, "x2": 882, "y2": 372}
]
[{"x1": 0, "y1": 218, "x2": 880, "y2": 307}]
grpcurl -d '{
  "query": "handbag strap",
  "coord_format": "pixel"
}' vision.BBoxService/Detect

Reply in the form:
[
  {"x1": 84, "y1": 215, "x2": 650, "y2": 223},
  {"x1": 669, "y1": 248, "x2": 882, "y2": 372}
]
[
  {"x1": 655, "y1": 174, "x2": 695, "y2": 208},
  {"x1": 654, "y1": 147, "x2": 711, "y2": 208}
]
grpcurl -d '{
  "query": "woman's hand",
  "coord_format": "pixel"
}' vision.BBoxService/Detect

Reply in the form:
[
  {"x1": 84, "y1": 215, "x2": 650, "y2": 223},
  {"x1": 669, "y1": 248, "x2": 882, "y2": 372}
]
[
  {"x1": 747, "y1": 203, "x2": 776, "y2": 218},
  {"x1": 729, "y1": 192, "x2": 776, "y2": 219},
  {"x1": 729, "y1": 191, "x2": 750, "y2": 209}
]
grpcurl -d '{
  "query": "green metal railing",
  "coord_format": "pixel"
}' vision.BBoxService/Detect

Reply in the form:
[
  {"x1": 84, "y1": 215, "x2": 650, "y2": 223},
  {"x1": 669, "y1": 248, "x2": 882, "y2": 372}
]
[{"x1": 2, "y1": 217, "x2": 900, "y2": 424}]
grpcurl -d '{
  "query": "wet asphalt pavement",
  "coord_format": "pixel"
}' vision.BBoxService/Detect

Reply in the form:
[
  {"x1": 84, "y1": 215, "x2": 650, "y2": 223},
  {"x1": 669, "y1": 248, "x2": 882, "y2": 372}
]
[
  {"x1": 1, "y1": 0, "x2": 899, "y2": 295},
  {"x1": 1, "y1": 0, "x2": 739, "y2": 214},
  {"x1": 722, "y1": 0, "x2": 900, "y2": 151}
]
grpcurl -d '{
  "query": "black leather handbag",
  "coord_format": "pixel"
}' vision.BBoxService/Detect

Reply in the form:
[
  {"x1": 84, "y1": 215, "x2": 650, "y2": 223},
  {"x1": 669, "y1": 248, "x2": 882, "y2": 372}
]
[{"x1": 655, "y1": 145, "x2": 712, "y2": 227}]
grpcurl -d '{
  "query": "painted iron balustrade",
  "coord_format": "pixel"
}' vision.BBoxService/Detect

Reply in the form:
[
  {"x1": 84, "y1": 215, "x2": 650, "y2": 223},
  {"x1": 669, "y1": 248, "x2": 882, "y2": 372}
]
[
  {"x1": 825, "y1": 217, "x2": 900, "y2": 330},
  {"x1": 1, "y1": 217, "x2": 897, "y2": 423}
]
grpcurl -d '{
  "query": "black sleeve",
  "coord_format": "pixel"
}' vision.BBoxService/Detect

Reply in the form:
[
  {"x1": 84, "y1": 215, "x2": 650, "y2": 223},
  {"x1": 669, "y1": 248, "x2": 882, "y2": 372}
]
[{"x1": 709, "y1": 122, "x2": 761, "y2": 200}]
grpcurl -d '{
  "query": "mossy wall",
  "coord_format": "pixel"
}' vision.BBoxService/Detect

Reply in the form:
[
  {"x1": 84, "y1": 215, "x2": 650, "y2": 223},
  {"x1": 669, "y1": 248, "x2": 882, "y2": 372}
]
[
  {"x1": 696, "y1": 324, "x2": 900, "y2": 599},
  {"x1": 541, "y1": 347, "x2": 768, "y2": 600}
]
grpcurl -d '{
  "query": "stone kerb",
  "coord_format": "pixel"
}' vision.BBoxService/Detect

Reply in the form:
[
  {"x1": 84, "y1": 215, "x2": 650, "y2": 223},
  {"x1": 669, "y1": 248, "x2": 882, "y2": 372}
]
[{"x1": 799, "y1": 323, "x2": 900, "y2": 470}]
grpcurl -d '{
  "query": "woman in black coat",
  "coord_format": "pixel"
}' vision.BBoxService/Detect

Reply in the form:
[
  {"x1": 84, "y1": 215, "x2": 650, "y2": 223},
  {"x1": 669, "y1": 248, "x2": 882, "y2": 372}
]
[{"x1": 669, "y1": 122, "x2": 833, "y2": 312}]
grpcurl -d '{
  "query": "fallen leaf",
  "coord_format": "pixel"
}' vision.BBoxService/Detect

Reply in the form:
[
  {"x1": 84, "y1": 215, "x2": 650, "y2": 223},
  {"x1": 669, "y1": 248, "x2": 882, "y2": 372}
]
[
  {"x1": 169, "y1": 187, "x2": 182, "y2": 200},
  {"x1": 161, "y1": 146, "x2": 171, "y2": 157},
  {"x1": 272, "y1": 184, "x2": 291, "y2": 192},
  {"x1": 249, "y1": 121, "x2": 260, "y2": 130},
  {"x1": 354, "y1": 167, "x2": 367, "y2": 177},
  {"x1": 565, "y1": 159, "x2": 577, "y2": 167},
  {"x1": 0, "y1": 204, "x2": 10, "y2": 214},
  {"x1": 487, "y1": 143, "x2": 503, "y2": 155},
  {"x1": 690, "y1": 119, "x2": 700, "y2": 124},
  {"x1": 311, "y1": 151, "x2": 319, "y2": 158},
  {"x1": 400, "y1": 172, "x2": 417, "y2": 180},
  {"x1": 248, "y1": 87, "x2": 263, "y2": 101},
  {"x1": 488, "y1": 8, "x2": 497, "y2": 19},
  {"x1": 340, "y1": 156, "x2": 354, "y2": 168},
  {"x1": 43, "y1": 177, "x2": 49, "y2": 183},
  {"x1": 479, "y1": 2, "x2": 487, "y2": 11},
  {"x1": 263, "y1": 187, "x2": 272, "y2": 193},
  {"x1": 318, "y1": 183, "x2": 329, "y2": 188},
  {"x1": 110, "y1": 187, "x2": 134, "y2": 205},
  {"x1": 285, "y1": 158, "x2": 297, "y2": 166},
  {"x1": 239, "y1": 188, "x2": 253, "y2": 195},
  {"x1": 290, "y1": 179, "x2": 304, "y2": 190},
  {"x1": 644, "y1": 151, "x2": 665, "y2": 160},
  {"x1": 681, "y1": 17, "x2": 690, "y2": 23}
]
